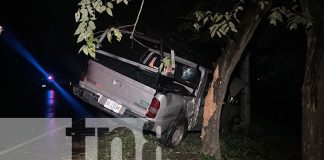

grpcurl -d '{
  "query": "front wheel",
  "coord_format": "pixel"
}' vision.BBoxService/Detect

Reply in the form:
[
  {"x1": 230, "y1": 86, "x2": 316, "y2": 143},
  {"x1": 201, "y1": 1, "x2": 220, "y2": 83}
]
[{"x1": 160, "y1": 112, "x2": 188, "y2": 147}]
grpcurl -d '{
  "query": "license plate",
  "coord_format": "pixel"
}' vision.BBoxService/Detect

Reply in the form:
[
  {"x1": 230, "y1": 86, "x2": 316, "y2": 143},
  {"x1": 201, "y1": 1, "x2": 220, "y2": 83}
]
[{"x1": 104, "y1": 98, "x2": 123, "y2": 113}]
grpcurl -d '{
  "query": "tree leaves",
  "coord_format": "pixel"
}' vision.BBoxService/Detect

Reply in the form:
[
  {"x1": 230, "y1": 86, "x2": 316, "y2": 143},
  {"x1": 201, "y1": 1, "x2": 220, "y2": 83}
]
[
  {"x1": 123, "y1": 0, "x2": 128, "y2": 5},
  {"x1": 268, "y1": 5, "x2": 311, "y2": 30},
  {"x1": 193, "y1": 23, "x2": 201, "y2": 31},
  {"x1": 100, "y1": 6, "x2": 107, "y2": 13},
  {"x1": 289, "y1": 23, "x2": 297, "y2": 30},
  {"x1": 193, "y1": 0, "x2": 310, "y2": 40},
  {"x1": 77, "y1": 32, "x2": 86, "y2": 43},
  {"x1": 210, "y1": 25, "x2": 217, "y2": 38},
  {"x1": 229, "y1": 22, "x2": 238, "y2": 32},
  {"x1": 106, "y1": 28, "x2": 123, "y2": 43},
  {"x1": 213, "y1": 14, "x2": 223, "y2": 23},
  {"x1": 88, "y1": 20, "x2": 96, "y2": 30},
  {"x1": 107, "y1": 2, "x2": 114, "y2": 9},
  {"x1": 75, "y1": 21, "x2": 87, "y2": 35},
  {"x1": 192, "y1": 0, "x2": 246, "y2": 39},
  {"x1": 107, "y1": 31, "x2": 112, "y2": 43},
  {"x1": 74, "y1": 0, "x2": 130, "y2": 57},
  {"x1": 194, "y1": 7, "x2": 240, "y2": 38},
  {"x1": 207, "y1": 19, "x2": 238, "y2": 38},
  {"x1": 106, "y1": 8, "x2": 113, "y2": 16},
  {"x1": 78, "y1": 45, "x2": 87, "y2": 54},
  {"x1": 269, "y1": 9, "x2": 283, "y2": 26},
  {"x1": 80, "y1": 8, "x2": 89, "y2": 21},
  {"x1": 203, "y1": 17, "x2": 209, "y2": 25},
  {"x1": 258, "y1": 1, "x2": 269, "y2": 10},
  {"x1": 87, "y1": 5, "x2": 95, "y2": 17},
  {"x1": 75, "y1": 10, "x2": 81, "y2": 22},
  {"x1": 113, "y1": 29, "x2": 123, "y2": 41}
]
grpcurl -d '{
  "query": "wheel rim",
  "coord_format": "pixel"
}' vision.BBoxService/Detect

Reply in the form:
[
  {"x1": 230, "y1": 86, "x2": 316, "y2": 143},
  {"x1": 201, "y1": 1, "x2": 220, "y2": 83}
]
[{"x1": 171, "y1": 126, "x2": 184, "y2": 146}]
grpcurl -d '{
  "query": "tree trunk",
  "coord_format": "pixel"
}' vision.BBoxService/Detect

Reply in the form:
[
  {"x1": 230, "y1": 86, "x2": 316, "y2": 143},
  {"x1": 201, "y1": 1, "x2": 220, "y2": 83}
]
[
  {"x1": 300, "y1": 0, "x2": 324, "y2": 159},
  {"x1": 201, "y1": 5, "x2": 270, "y2": 158},
  {"x1": 240, "y1": 53, "x2": 251, "y2": 129}
]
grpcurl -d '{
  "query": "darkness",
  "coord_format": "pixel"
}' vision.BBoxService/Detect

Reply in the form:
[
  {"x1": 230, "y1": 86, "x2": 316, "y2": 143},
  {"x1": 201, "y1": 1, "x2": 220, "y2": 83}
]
[
  {"x1": 0, "y1": 0, "x2": 83, "y2": 81},
  {"x1": 0, "y1": 0, "x2": 305, "y2": 158},
  {"x1": 249, "y1": 21, "x2": 305, "y2": 135}
]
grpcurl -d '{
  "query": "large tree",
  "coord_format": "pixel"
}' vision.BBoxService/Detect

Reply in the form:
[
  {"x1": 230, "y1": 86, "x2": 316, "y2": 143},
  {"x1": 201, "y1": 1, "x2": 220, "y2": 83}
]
[
  {"x1": 300, "y1": 0, "x2": 324, "y2": 159},
  {"x1": 195, "y1": 0, "x2": 323, "y2": 158},
  {"x1": 197, "y1": 3, "x2": 271, "y2": 158}
]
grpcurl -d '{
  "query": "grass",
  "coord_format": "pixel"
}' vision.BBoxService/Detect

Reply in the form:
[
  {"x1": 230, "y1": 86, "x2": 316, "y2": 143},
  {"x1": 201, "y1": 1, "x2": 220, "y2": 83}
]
[
  {"x1": 96, "y1": 128, "x2": 211, "y2": 160},
  {"x1": 92, "y1": 126, "x2": 300, "y2": 160},
  {"x1": 221, "y1": 127, "x2": 300, "y2": 160}
]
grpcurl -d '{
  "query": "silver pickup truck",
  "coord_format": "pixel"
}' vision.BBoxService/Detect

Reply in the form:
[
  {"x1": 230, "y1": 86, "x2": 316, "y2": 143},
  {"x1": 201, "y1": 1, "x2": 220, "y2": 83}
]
[{"x1": 73, "y1": 32, "x2": 212, "y2": 146}]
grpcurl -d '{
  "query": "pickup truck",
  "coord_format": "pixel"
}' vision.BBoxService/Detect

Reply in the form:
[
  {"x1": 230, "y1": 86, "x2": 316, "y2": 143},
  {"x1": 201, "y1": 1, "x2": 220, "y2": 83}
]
[{"x1": 73, "y1": 31, "x2": 212, "y2": 146}]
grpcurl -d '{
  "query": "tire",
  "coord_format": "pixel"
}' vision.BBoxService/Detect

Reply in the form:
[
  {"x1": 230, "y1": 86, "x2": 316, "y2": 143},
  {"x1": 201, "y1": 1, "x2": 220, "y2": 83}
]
[{"x1": 160, "y1": 111, "x2": 188, "y2": 147}]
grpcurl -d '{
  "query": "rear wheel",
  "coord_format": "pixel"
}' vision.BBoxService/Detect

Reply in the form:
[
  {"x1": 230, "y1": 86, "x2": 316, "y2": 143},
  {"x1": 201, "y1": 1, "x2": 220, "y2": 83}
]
[{"x1": 161, "y1": 112, "x2": 188, "y2": 147}]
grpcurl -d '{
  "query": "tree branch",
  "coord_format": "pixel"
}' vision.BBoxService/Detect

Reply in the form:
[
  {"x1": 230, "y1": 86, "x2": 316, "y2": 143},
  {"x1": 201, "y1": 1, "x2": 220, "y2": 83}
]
[
  {"x1": 130, "y1": 0, "x2": 145, "y2": 39},
  {"x1": 118, "y1": 24, "x2": 135, "y2": 29},
  {"x1": 132, "y1": 37, "x2": 151, "y2": 49}
]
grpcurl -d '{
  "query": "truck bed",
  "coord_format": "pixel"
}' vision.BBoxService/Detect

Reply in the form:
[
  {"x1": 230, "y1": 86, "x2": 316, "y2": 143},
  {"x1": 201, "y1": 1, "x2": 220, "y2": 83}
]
[{"x1": 81, "y1": 55, "x2": 157, "y2": 117}]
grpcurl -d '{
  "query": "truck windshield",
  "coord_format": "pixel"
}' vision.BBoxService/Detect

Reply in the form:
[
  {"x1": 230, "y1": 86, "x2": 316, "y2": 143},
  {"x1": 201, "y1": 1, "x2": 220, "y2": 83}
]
[{"x1": 174, "y1": 63, "x2": 201, "y2": 89}]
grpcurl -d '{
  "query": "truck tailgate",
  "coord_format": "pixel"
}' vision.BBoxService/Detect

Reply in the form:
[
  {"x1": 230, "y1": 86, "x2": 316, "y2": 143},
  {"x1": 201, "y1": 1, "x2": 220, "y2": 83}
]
[{"x1": 83, "y1": 60, "x2": 156, "y2": 117}]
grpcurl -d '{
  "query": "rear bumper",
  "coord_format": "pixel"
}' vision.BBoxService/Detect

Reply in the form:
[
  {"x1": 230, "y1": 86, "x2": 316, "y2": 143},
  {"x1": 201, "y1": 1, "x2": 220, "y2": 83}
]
[{"x1": 73, "y1": 84, "x2": 155, "y2": 130}]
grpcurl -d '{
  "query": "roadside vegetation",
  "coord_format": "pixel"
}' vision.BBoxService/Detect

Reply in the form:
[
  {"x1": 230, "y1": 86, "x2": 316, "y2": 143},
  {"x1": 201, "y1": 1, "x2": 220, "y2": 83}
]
[{"x1": 89, "y1": 125, "x2": 300, "y2": 160}]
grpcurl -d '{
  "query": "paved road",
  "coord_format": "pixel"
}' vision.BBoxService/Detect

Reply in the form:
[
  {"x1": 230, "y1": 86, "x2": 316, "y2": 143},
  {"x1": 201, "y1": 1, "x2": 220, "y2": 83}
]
[{"x1": 0, "y1": 86, "x2": 108, "y2": 119}]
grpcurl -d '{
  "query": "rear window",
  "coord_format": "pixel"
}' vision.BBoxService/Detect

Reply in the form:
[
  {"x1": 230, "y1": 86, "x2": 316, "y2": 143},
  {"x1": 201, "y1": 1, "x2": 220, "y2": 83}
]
[
  {"x1": 144, "y1": 53, "x2": 201, "y2": 89},
  {"x1": 99, "y1": 36, "x2": 159, "y2": 63},
  {"x1": 95, "y1": 54, "x2": 157, "y2": 89},
  {"x1": 100, "y1": 38, "x2": 157, "y2": 63}
]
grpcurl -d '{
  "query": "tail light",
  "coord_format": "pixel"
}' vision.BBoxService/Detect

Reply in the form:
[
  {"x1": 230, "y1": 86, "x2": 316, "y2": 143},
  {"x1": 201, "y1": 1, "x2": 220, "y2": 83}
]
[{"x1": 146, "y1": 97, "x2": 160, "y2": 118}]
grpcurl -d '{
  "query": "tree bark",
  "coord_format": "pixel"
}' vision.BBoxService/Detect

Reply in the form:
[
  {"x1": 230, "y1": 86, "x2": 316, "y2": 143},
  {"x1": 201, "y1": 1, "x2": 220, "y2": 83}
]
[
  {"x1": 201, "y1": 5, "x2": 270, "y2": 159},
  {"x1": 300, "y1": 0, "x2": 324, "y2": 159},
  {"x1": 240, "y1": 53, "x2": 251, "y2": 128}
]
